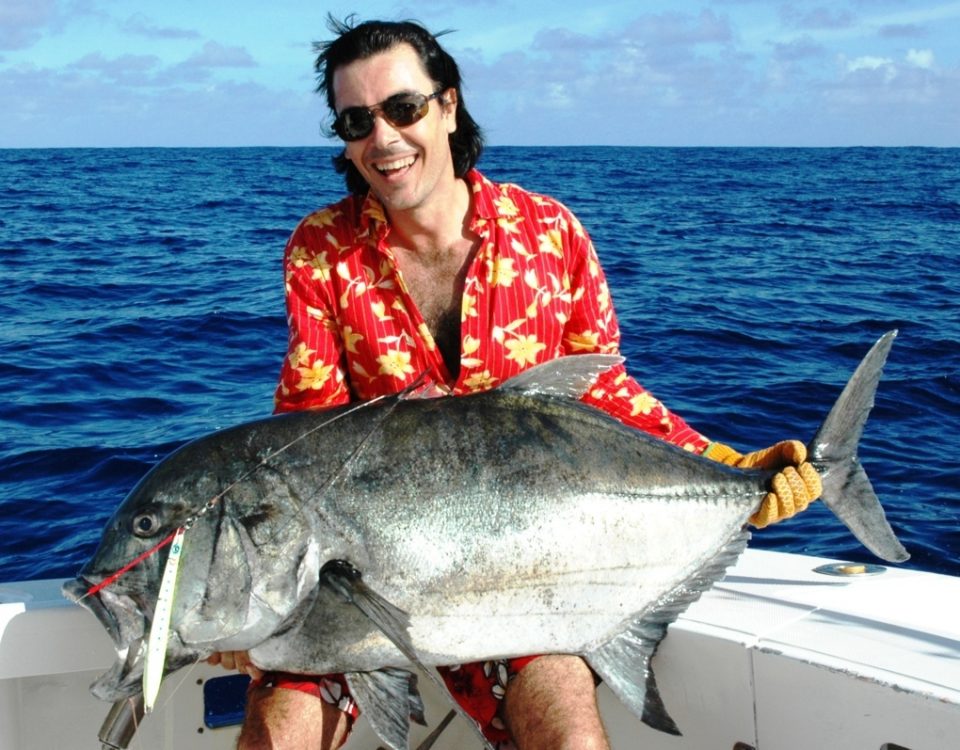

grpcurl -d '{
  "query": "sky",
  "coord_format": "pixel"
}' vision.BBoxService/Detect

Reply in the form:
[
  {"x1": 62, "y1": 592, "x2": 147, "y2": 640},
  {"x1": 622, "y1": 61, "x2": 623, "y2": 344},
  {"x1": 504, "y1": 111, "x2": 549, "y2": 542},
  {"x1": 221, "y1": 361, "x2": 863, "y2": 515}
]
[{"x1": 1, "y1": 0, "x2": 958, "y2": 147}]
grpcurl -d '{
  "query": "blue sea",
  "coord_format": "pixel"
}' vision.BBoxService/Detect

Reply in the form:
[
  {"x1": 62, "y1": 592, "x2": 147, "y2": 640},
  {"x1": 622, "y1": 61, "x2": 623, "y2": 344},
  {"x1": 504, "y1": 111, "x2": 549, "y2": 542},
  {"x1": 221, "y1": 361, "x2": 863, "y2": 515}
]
[{"x1": 1, "y1": 147, "x2": 958, "y2": 583}]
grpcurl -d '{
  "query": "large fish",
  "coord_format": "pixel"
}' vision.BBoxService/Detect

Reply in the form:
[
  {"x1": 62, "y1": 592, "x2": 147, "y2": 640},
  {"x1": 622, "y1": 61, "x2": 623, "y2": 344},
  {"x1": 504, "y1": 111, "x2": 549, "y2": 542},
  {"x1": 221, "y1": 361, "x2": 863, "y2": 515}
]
[{"x1": 64, "y1": 332, "x2": 908, "y2": 749}]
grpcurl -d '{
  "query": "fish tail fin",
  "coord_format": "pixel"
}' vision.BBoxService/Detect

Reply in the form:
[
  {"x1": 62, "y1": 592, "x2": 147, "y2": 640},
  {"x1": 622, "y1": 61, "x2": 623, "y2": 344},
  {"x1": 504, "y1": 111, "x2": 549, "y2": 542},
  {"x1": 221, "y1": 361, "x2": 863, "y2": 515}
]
[{"x1": 808, "y1": 330, "x2": 909, "y2": 563}]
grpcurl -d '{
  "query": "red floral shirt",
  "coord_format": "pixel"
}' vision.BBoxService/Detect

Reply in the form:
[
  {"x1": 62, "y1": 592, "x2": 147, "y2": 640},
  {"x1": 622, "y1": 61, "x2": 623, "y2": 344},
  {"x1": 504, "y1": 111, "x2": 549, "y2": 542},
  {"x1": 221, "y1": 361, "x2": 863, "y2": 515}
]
[{"x1": 275, "y1": 169, "x2": 709, "y2": 453}]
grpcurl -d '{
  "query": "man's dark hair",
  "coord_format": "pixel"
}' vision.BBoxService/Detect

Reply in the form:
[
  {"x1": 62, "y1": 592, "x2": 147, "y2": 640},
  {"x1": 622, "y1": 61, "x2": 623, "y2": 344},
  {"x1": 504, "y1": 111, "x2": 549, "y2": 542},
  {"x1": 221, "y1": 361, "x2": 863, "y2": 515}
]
[{"x1": 314, "y1": 15, "x2": 485, "y2": 196}]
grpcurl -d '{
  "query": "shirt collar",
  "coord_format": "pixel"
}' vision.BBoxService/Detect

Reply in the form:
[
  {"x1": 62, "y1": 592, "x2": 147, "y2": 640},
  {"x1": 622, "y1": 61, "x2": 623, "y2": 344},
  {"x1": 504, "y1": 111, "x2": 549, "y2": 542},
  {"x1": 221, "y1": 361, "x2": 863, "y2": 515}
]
[{"x1": 357, "y1": 169, "x2": 501, "y2": 240}]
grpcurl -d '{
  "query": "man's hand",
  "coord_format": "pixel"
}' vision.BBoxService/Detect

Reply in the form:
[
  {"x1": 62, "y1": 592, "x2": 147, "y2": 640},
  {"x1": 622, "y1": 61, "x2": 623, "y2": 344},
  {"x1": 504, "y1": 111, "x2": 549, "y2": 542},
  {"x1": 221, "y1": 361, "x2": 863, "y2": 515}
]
[
  {"x1": 207, "y1": 651, "x2": 264, "y2": 681},
  {"x1": 704, "y1": 439, "x2": 823, "y2": 528}
]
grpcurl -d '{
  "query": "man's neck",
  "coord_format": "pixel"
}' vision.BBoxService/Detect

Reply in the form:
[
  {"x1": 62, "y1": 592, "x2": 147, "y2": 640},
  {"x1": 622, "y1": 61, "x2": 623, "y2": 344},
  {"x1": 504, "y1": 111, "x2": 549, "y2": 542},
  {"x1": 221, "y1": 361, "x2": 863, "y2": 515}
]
[{"x1": 386, "y1": 176, "x2": 473, "y2": 256}]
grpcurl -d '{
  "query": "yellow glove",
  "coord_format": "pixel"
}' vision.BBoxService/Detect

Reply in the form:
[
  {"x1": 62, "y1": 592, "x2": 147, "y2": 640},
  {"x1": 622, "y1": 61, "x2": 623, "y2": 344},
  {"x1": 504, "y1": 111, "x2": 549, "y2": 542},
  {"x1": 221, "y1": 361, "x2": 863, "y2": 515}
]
[{"x1": 703, "y1": 440, "x2": 823, "y2": 528}]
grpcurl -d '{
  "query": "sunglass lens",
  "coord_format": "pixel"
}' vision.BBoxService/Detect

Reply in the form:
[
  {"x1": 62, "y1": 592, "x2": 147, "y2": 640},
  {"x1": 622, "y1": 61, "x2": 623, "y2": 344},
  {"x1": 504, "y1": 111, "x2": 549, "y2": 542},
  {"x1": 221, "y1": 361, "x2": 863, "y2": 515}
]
[
  {"x1": 336, "y1": 108, "x2": 374, "y2": 141},
  {"x1": 382, "y1": 96, "x2": 425, "y2": 127}
]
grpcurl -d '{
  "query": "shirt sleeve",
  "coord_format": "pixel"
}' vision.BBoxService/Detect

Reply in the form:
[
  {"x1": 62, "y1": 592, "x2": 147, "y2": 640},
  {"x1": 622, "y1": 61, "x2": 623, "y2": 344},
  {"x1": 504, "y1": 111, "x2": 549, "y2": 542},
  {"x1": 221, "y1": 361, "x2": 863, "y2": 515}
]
[
  {"x1": 558, "y1": 208, "x2": 711, "y2": 453},
  {"x1": 274, "y1": 221, "x2": 352, "y2": 414}
]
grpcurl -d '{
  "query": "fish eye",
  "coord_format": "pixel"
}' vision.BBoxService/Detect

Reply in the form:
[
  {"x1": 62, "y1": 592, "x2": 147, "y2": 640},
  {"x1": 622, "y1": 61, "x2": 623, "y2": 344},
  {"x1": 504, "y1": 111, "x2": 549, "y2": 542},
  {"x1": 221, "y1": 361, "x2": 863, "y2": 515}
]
[{"x1": 132, "y1": 512, "x2": 160, "y2": 538}]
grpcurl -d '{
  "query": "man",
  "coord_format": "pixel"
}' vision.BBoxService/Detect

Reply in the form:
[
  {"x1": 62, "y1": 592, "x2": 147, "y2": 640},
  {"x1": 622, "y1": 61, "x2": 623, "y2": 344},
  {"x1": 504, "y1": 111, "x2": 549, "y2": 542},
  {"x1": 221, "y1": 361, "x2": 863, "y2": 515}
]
[{"x1": 212, "y1": 16, "x2": 821, "y2": 750}]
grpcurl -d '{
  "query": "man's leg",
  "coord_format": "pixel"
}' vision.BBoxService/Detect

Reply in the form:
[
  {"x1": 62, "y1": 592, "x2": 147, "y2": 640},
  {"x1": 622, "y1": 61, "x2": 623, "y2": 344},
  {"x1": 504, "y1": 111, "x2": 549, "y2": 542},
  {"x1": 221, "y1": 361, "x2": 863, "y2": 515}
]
[
  {"x1": 502, "y1": 654, "x2": 610, "y2": 750},
  {"x1": 238, "y1": 685, "x2": 350, "y2": 750}
]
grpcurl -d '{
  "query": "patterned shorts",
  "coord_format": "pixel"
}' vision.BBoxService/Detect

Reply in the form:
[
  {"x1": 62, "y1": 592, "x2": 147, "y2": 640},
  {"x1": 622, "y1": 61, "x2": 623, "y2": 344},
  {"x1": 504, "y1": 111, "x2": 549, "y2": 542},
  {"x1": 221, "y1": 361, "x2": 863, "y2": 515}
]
[{"x1": 256, "y1": 656, "x2": 539, "y2": 747}]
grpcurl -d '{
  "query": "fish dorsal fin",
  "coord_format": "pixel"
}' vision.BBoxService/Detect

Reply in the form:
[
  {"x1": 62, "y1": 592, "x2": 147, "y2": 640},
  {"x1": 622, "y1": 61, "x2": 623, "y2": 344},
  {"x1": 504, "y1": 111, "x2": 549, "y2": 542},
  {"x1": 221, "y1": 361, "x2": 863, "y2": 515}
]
[{"x1": 499, "y1": 354, "x2": 624, "y2": 399}]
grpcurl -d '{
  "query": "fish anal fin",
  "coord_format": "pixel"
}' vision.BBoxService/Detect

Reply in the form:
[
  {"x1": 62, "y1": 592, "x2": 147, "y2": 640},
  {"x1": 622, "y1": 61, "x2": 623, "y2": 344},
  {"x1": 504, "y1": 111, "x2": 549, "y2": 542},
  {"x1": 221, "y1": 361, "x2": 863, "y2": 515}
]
[
  {"x1": 586, "y1": 528, "x2": 750, "y2": 736},
  {"x1": 586, "y1": 617, "x2": 680, "y2": 735}
]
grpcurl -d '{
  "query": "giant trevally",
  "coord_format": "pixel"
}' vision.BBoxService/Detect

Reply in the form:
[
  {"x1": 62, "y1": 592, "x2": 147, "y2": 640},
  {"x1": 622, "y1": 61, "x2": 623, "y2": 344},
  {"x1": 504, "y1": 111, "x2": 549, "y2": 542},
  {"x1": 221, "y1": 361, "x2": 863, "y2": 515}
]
[{"x1": 63, "y1": 331, "x2": 907, "y2": 750}]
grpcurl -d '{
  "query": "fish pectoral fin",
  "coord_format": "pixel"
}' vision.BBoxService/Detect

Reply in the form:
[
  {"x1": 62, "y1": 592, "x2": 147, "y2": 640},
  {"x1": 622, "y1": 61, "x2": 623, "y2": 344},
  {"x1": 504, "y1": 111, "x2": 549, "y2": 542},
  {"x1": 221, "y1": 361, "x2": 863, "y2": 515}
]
[
  {"x1": 345, "y1": 669, "x2": 425, "y2": 750},
  {"x1": 321, "y1": 561, "x2": 497, "y2": 750},
  {"x1": 320, "y1": 560, "x2": 417, "y2": 660},
  {"x1": 585, "y1": 617, "x2": 680, "y2": 736}
]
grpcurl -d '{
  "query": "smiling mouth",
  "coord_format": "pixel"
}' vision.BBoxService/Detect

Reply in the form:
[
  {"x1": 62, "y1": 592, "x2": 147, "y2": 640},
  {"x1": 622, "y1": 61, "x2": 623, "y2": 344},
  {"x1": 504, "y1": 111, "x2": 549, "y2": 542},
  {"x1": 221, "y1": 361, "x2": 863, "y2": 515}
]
[{"x1": 374, "y1": 155, "x2": 417, "y2": 175}]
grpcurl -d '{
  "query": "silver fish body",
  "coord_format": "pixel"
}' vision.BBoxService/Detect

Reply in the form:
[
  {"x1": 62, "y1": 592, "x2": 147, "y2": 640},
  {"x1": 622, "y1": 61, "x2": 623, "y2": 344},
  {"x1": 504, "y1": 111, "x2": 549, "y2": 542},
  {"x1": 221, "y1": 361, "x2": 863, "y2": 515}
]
[{"x1": 64, "y1": 337, "x2": 908, "y2": 748}]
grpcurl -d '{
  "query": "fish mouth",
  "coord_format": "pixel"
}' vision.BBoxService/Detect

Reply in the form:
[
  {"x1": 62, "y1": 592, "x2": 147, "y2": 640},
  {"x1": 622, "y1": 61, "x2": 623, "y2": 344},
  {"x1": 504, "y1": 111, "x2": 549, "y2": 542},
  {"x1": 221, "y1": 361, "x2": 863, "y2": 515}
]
[{"x1": 62, "y1": 578, "x2": 147, "y2": 700}]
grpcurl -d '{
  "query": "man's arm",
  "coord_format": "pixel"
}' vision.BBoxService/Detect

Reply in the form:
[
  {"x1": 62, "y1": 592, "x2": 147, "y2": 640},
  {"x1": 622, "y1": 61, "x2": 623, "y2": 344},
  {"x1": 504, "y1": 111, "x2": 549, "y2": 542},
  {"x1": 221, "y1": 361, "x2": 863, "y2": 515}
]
[{"x1": 274, "y1": 221, "x2": 352, "y2": 413}]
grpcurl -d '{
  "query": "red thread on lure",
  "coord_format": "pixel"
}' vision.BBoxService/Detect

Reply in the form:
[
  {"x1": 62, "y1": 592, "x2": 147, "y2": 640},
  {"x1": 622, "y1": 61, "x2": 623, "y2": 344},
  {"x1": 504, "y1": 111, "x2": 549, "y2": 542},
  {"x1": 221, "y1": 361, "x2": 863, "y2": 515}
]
[{"x1": 86, "y1": 530, "x2": 179, "y2": 597}]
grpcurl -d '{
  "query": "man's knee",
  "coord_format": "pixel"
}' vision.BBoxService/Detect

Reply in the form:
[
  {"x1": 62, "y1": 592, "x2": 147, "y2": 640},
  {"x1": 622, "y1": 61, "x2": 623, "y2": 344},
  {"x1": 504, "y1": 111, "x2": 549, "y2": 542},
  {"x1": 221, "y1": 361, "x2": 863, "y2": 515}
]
[
  {"x1": 238, "y1": 685, "x2": 349, "y2": 750},
  {"x1": 503, "y1": 654, "x2": 609, "y2": 750}
]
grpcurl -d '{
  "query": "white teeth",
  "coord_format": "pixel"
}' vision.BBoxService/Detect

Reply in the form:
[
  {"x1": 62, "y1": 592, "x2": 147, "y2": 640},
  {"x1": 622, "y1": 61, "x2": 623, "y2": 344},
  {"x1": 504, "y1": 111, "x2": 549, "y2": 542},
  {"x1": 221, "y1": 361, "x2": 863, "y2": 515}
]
[{"x1": 376, "y1": 156, "x2": 416, "y2": 173}]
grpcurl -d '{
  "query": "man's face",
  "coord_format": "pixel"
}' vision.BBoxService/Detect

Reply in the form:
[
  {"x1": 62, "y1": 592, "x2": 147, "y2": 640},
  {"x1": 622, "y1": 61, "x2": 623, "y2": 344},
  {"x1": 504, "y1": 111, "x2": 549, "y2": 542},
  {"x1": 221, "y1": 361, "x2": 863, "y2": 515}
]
[{"x1": 332, "y1": 43, "x2": 458, "y2": 216}]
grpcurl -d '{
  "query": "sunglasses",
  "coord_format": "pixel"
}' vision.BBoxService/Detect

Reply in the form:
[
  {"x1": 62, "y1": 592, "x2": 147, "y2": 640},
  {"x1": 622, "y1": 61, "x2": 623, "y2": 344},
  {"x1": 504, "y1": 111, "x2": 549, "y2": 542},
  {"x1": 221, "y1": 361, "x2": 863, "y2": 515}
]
[{"x1": 333, "y1": 90, "x2": 444, "y2": 142}]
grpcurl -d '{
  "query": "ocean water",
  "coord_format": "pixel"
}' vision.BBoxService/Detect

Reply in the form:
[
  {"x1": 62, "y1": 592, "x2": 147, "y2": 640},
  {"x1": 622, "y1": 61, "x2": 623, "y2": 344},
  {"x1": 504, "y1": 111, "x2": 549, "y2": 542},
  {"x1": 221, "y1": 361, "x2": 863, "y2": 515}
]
[{"x1": 0, "y1": 146, "x2": 958, "y2": 583}]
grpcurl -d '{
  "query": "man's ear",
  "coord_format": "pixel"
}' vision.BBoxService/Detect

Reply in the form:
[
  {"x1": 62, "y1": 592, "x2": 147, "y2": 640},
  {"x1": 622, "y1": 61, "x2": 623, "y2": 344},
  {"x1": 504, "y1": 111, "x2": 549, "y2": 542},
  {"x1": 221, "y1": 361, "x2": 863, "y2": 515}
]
[{"x1": 441, "y1": 87, "x2": 458, "y2": 133}]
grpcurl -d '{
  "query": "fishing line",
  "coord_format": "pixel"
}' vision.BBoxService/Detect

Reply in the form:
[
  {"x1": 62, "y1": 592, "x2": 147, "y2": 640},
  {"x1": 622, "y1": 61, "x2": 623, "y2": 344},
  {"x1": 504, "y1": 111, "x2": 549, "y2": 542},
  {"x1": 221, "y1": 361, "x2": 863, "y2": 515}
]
[
  {"x1": 149, "y1": 655, "x2": 205, "y2": 716},
  {"x1": 258, "y1": 388, "x2": 407, "y2": 551},
  {"x1": 88, "y1": 393, "x2": 396, "y2": 595}
]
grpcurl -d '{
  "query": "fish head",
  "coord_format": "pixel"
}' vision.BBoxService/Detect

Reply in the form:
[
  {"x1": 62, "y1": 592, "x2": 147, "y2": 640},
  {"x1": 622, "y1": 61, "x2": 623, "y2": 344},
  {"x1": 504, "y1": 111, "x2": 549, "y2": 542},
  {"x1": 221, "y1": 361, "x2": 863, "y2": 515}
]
[
  {"x1": 63, "y1": 424, "x2": 326, "y2": 701},
  {"x1": 61, "y1": 443, "x2": 231, "y2": 700}
]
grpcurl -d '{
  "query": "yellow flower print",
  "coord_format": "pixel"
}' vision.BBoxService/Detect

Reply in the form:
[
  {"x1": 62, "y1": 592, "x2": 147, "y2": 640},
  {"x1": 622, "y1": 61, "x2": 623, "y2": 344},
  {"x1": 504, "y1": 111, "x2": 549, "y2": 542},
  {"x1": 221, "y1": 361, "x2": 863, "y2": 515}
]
[
  {"x1": 538, "y1": 229, "x2": 564, "y2": 258},
  {"x1": 304, "y1": 208, "x2": 339, "y2": 228},
  {"x1": 296, "y1": 361, "x2": 335, "y2": 391},
  {"x1": 342, "y1": 326, "x2": 363, "y2": 354},
  {"x1": 597, "y1": 280, "x2": 610, "y2": 311},
  {"x1": 630, "y1": 392, "x2": 662, "y2": 417},
  {"x1": 289, "y1": 245, "x2": 309, "y2": 265},
  {"x1": 461, "y1": 335, "x2": 482, "y2": 368},
  {"x1": 505, "y1": 334, "x2": 547, "y2": 366},
  {"x1": 378, "y1": 349, "x2": 414, "y2": 378},
  {"x1": 497, "y1": 217, "x2": 522, "y2": 235},
  {"x1": 570, "y1": 214, "x2": 586, "y2": 238},
  {"x1": 308, "y1": 251, "x2": 333, "y2": 281},
  {"x1": 371, "y1": 300, "x2": 392, "y2": 321},
  {"x1": 288, "y1": 342, "x2": 315, "y2": 369},
  {"x1": 306, "y1": 306, "x2": 336, "y2": 328},
  {"x1": 494, "y1": 195, "x2": 520, "y2": 217},
  {"x1": 351, "y1": 361, "x2": 374, "y2": 381},
  {"x1": 510, "y1": 238, "x2": 534, "y2": 259},
  {"x1": 363, "y1": 201, "x2": 387, "y2": 225},
  {"x1": 417, "y1": 323, "x2": 437, "y2": 351},
  {"x1": 336, "y1": 261, "x2": 368, "y2": 308},
  {"x1": 464, "y1": 370, "x2": 499, "y2": 391},
  {"x1": 462, "y1": 292, "x2": 478, "y2": 319},
  {"x1": 290, "y1": 246, "x2": 333, "y2": 282},
  {"x1": 488, "y1": 257, "x2": 519, "y2": 287},
  {"x1": 566, "y1": 330, "x2": 600, "y2": 352}
]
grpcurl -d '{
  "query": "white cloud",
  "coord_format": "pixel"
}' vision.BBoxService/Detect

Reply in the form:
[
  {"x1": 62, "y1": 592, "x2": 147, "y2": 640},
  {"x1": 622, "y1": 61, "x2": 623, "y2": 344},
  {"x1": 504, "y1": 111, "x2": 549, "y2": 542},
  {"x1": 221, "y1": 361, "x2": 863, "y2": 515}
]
[
  {"x1": 847, "y1": 55, "x2": 894, "y2": 72},
  {"x1": 906, "y1": 48, "x2": 935, "y2": 69}
]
